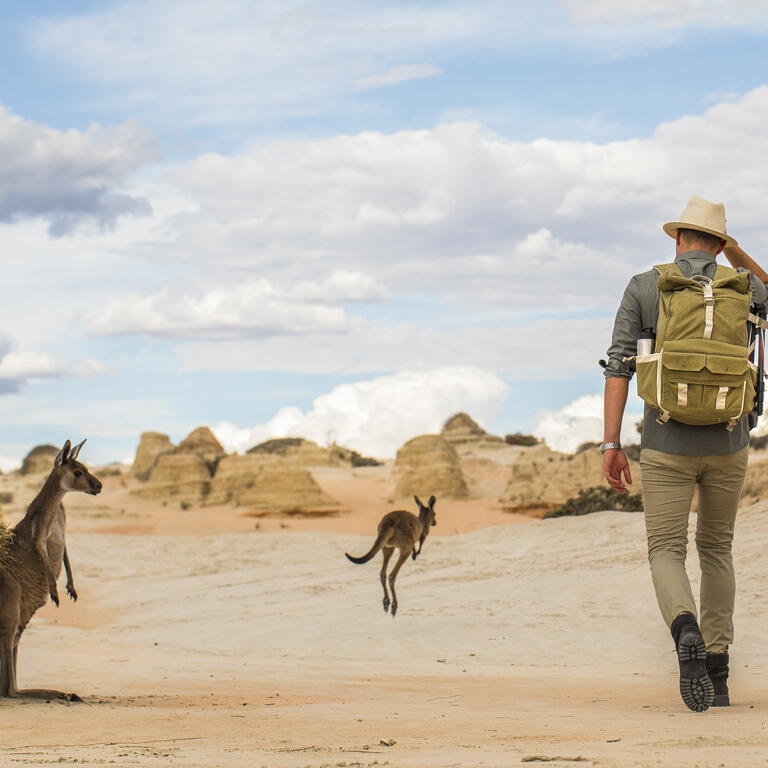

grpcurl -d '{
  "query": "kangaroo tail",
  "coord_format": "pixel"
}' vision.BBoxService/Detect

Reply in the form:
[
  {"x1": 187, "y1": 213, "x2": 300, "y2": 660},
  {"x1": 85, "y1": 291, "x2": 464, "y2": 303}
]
[{"x1": 345, "y1": 528, "x2": 389, "y2": 564}]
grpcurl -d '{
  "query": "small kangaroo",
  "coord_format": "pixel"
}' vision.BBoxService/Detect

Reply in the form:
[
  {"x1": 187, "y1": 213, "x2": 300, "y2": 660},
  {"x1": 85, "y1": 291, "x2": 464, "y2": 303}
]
[
  {"x1": 346, "y1": 495, "x2": 436, "y2": 617},
  {"x1": 0, "y1": 439, "x2": 102, "y2": 700}
]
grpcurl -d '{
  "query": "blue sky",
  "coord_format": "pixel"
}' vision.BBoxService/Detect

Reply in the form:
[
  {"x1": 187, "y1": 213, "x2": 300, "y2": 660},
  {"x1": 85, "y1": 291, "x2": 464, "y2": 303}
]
[{"x1": 2, "y1": 0, "x2": 768, "y2": 466}]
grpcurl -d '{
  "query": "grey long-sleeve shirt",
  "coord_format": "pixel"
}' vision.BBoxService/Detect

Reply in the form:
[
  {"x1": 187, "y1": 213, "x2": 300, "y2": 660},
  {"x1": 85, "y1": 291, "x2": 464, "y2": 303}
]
[{"x1": 604, "y1": 249, "x2": 768, "y2": 456}]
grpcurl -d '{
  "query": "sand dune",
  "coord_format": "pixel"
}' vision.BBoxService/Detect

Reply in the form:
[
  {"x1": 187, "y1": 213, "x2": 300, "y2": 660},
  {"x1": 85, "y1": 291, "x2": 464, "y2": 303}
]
[{"x1": 2, "y1": 492, "x2": 768, "y2": 767}]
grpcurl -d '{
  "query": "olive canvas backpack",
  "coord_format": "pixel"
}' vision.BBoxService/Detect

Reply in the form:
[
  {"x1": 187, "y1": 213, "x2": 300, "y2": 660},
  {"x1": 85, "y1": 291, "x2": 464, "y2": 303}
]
[{"x1": 632, "y1": 263, "x2": 760, "y2": 429}]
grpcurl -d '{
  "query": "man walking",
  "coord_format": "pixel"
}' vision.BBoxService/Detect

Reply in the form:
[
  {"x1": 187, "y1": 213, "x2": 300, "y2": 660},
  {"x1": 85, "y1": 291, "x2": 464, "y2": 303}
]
[{"x1": 601, "y1": 196, "x2": 768, "y2": 712}]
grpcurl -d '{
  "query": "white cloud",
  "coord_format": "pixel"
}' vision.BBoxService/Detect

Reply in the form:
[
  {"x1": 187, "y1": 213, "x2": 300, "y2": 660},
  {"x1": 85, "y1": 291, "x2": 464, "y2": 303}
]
[
  {"x1": 211, "y1": 366, "x2": 509, "y2": 458},
  {"x1": 28, "y1": 1, "x2": 498, "y2": 126},
  {"x1": 0, "y1": 328, "x2": 106, "y2": 399},
  {"x1": 88, "y1": 271, "x2": 387, "y2": 339},
  {"x1": 137, "y1": 88, "x2": 768, "y2": 318},
  {"x1": 292, "y1": 270, "x2": 389, "y2": 303},
  {"x1": 0, "y1": 350, "x2": 71, "y2": 379},
  {"x1": 0, "y1": 103, "x2": 156, "y2": 234},
  {"x1": 28, "y1": 1, "x2": 768, "y2": 129},
  {"x1": 534, "y1": 393, "x2": 642, "y2": 453},
  {"x1": 0, "y1": 341, "x2": 105, "y2": 389},
  {"x1": 564, "y1": 0, "x2": 765, "y2": 28},
  {"x1": 176, "y1": 316, "x2": 612, "y2": 378},
  {"x1": 355, "y1": 64, "x2": 442, "y2": 90}
]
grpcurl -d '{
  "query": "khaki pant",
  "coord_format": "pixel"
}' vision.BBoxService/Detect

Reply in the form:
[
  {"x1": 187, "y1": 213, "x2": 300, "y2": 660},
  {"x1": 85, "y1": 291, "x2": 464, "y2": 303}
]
[{"x1": 639, "y1": 446, "x2": 748, "y2": 652}]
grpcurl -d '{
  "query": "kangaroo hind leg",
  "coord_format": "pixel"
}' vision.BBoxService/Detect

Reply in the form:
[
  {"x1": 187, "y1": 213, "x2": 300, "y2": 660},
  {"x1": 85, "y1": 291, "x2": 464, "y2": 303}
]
[
  {"x1": 64, "y1": 547, "x2": 77, "y2": 602},
  {"x1": 388, "y1": 547, "x2": 410, "y2": 618},
  {"x1": 380, "y1": 547, "x2": 394, "y2": 613}
]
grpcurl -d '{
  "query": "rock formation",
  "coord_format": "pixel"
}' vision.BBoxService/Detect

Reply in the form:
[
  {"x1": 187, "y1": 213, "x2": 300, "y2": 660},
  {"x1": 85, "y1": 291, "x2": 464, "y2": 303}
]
[
  {"x1": 20, "y1": 445, "x2": 59, "y2": 476},
  {"x1": 441, "y1": 412, "x2": 504, "y2": 450},
  {"x1": 205, "y1": 454, "x2": 339, "y2": 513},
  {"x1": 248, "y1": 437, "x2": 336, "y2": 466},
  {"x1": 393, "y1": 434, "x2": 469, "y2": 500},
  {"x1": 132, "y1": 432, "x2": 175, "y2": 480},
  {"x1": 176, "y1": 426, "x2": 226, "y2": 468},
  {"x1": 132, "y1": 453, "x2": 212, "y2": 503},
  {"x1": 503, "y1": 444, "x2": 641, "y2": 514}
]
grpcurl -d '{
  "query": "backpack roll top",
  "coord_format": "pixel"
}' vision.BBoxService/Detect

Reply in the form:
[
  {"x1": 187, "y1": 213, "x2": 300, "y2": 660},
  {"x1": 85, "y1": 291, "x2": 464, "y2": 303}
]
[{"x1": 635, "y1": 263, "x2": 757, "y2": 429}]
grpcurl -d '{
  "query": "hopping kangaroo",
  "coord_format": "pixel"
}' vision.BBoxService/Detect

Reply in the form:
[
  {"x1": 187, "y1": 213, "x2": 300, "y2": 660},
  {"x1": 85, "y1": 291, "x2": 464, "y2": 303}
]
[
  {"x1": 346, "y1": 495, "x2": 436, "y2": 617},
  {"x1": 0, "y1": 439, "x2": 102, "y2": 700}
]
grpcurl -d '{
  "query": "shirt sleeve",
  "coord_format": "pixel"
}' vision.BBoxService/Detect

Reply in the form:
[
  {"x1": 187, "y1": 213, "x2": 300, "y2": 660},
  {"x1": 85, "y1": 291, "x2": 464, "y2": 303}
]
[
  {"x1": 751, "y1": 274, "x2": 768, "y2": 305},
  {"x1": 733, "y1": 266, "x2": 768, "y2": 304},
  {"x1": 603, "y1": 277, "x2": 643, "y2": 379}
]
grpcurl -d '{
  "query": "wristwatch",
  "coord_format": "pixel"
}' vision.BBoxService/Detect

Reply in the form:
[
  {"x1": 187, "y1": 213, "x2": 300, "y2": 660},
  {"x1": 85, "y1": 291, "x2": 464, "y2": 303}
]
[{"x1": 600, "y1": 442, "x2": 622, "y2": 453}]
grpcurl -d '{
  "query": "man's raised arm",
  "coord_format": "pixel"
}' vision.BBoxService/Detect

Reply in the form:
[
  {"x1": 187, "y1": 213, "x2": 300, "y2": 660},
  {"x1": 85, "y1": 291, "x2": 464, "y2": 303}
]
[{"x1": 724, "y1": 244, "x2": 768, "y2": 284}]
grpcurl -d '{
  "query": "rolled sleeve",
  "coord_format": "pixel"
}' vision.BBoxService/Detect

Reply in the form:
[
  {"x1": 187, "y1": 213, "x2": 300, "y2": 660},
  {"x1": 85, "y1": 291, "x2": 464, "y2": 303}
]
[
  {"x1": 752, "y1": 276, "x2": 768, "y2": 305},
  {"x1": 603, "y1": 277, "x2": 643, "y2": 379}
]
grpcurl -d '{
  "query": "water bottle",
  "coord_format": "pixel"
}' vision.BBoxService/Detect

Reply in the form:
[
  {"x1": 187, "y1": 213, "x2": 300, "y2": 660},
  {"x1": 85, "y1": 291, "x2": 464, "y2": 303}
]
[{"x1": 637, "y1": 328, "x2": 655, "y2": 357}]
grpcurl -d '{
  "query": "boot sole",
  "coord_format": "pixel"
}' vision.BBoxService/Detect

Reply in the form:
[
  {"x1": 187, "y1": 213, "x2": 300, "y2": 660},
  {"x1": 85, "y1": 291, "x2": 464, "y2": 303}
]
[{"x1": 678, "y1": 634, "x2": 714, "y2": 712}]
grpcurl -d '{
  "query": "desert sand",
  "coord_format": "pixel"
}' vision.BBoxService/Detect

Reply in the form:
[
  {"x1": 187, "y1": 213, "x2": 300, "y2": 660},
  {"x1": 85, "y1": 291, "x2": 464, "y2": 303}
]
[{"x1": 1, "y1": 441, "x2": 768, "y2": 768}]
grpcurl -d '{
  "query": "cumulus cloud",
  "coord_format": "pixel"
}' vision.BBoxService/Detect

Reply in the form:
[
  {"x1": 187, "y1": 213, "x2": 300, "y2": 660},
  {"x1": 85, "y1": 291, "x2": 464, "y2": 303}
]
[
  {"x1": 0, "y1": 104, "x2": 156, "y2": 234},
  {"x1": 211, "y1": 366, "x2": 509, "y2": 458},
  {"x1": 355, "y1": 64, "x2": 442, "y2": 90},
  {"x1": 89, "y1": 271, "x2": 387, "y2": 339},
  {"x1": 534, "y1": 393, "x2": 642, "y2": 453},
  {"x1": 176, "y1": 316, "x2": 612, "y2": 378},
  {"x1": 0, "y1": 335, "x2": 105, "y2": 394},
  {"x1": 133, "y1": 88, "x2": 768, "y2": 317}
]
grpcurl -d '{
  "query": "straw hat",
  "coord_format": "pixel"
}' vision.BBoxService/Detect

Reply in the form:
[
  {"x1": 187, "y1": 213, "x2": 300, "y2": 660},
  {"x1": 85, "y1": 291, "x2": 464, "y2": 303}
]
[{"x1": 663, "y1": 195, "x2": 737, "y2": 247}]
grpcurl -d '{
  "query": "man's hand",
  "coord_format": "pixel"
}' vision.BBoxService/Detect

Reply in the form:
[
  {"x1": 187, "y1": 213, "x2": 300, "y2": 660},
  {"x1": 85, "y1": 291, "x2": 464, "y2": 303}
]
[{"x1": 603, "y1": 449, "x2": 632, "y2": 493}]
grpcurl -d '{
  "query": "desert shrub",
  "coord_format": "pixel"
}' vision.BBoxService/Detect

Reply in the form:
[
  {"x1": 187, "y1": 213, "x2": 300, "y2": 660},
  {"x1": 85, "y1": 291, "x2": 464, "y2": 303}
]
[
  {"x1": 750, "y1": 433, "x2": 768, "y2": 451},
  {"x1": 505, "y1": 432, "x2": 539, "y2": 446},
  {"x1": 96, "y1": 465, "x2": 123, "y2": 477},
  {"x1": 180, "y1": 500, "x2": 191, "y2": 510},
  {"x1": 575, "y1": 441, "x2": 601, "y2": 454},
  {"x1": 348, "y1": 450, "x2": 381, "y2": 467},
  {"x1": 545, "y1": 486, "x2": 643, "y2": 519},
  {"x1": 0, "y1": 492, "x2": 13, "y2": 504},
  {"x1": 248, "y1": 437, "x2": 304, "y2": 455}
]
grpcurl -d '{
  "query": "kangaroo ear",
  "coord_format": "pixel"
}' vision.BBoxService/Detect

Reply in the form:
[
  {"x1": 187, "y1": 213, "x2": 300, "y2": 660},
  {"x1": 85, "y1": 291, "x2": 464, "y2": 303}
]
[
  {"x1": 414, "y1": 495, "x2": 422, "y2": 508},
  {"x1": 429, "y1": 495, "x2": 436, "y2": 508},
  {"x1": 69, "y1": 439, "x2": 87, "y2": 462},
  {"x1": 55, "y1": 440, "x2": 72, "y2": 467}
]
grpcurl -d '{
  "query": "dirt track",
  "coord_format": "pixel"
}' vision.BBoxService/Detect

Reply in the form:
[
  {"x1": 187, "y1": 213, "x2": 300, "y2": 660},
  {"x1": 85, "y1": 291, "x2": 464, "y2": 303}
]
[{"x1": 2, "y1": 503, "x2": 768, "y2": 767}]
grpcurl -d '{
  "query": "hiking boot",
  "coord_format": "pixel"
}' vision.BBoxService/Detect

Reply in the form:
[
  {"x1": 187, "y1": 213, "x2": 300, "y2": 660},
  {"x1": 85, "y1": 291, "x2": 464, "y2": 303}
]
[
  {"x1": 706, "y1": 652, "x2": 730, "y2": 707},
  {"x1": 671, "y1": 613, "x2": 714, "y2": 713}
]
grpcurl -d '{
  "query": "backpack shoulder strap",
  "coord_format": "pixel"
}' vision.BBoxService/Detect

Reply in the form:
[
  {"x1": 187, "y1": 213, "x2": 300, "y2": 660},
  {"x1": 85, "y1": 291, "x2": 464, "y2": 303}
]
[
  {"x1": 654, "y1": 262, "x2": 691, "y2": 291},
  {"x1": 713, "y1": 263, "x2": 752, "y2": 294}
]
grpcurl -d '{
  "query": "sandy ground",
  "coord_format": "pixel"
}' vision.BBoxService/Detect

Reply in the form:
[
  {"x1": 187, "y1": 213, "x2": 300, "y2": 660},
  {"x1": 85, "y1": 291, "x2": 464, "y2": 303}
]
[{"x1": 2, "y1": 458, "x2": 768, "y2": 768}]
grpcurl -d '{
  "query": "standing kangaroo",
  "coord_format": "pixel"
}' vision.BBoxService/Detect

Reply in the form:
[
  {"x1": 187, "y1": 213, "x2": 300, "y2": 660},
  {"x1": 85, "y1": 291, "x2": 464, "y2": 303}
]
[
  {"x1": 346, "y1": 495, "x2": 436, "y2": 617},
  {"x1": 0, "y1": 439, "x2": 102, "y2": 700}
]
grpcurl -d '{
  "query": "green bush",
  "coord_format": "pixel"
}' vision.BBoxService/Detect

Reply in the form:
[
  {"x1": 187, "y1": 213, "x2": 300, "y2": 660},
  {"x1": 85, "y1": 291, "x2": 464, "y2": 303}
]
[
  {"x1": 545, "y1": 486, "x2": 643, "y2": 519},
  {"x1": 505, "y1": 432, "x2": 539, "y2": 446},
  {"x1": 348, "y1": 450, "x2": 381, "y2": 467}
]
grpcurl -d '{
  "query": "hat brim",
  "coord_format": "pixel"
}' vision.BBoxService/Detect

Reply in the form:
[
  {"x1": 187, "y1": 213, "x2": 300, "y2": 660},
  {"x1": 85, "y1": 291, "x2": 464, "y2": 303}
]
[{"x1": 663, "y1": 221, "x2": 737, "y2": 247}]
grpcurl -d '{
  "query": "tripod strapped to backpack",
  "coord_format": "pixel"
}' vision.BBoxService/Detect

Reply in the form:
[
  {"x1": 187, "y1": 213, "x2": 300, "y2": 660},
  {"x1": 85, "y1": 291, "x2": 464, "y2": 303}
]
[{"x1": 748, "y1": 302, "x2": 767, "y2": 429}]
